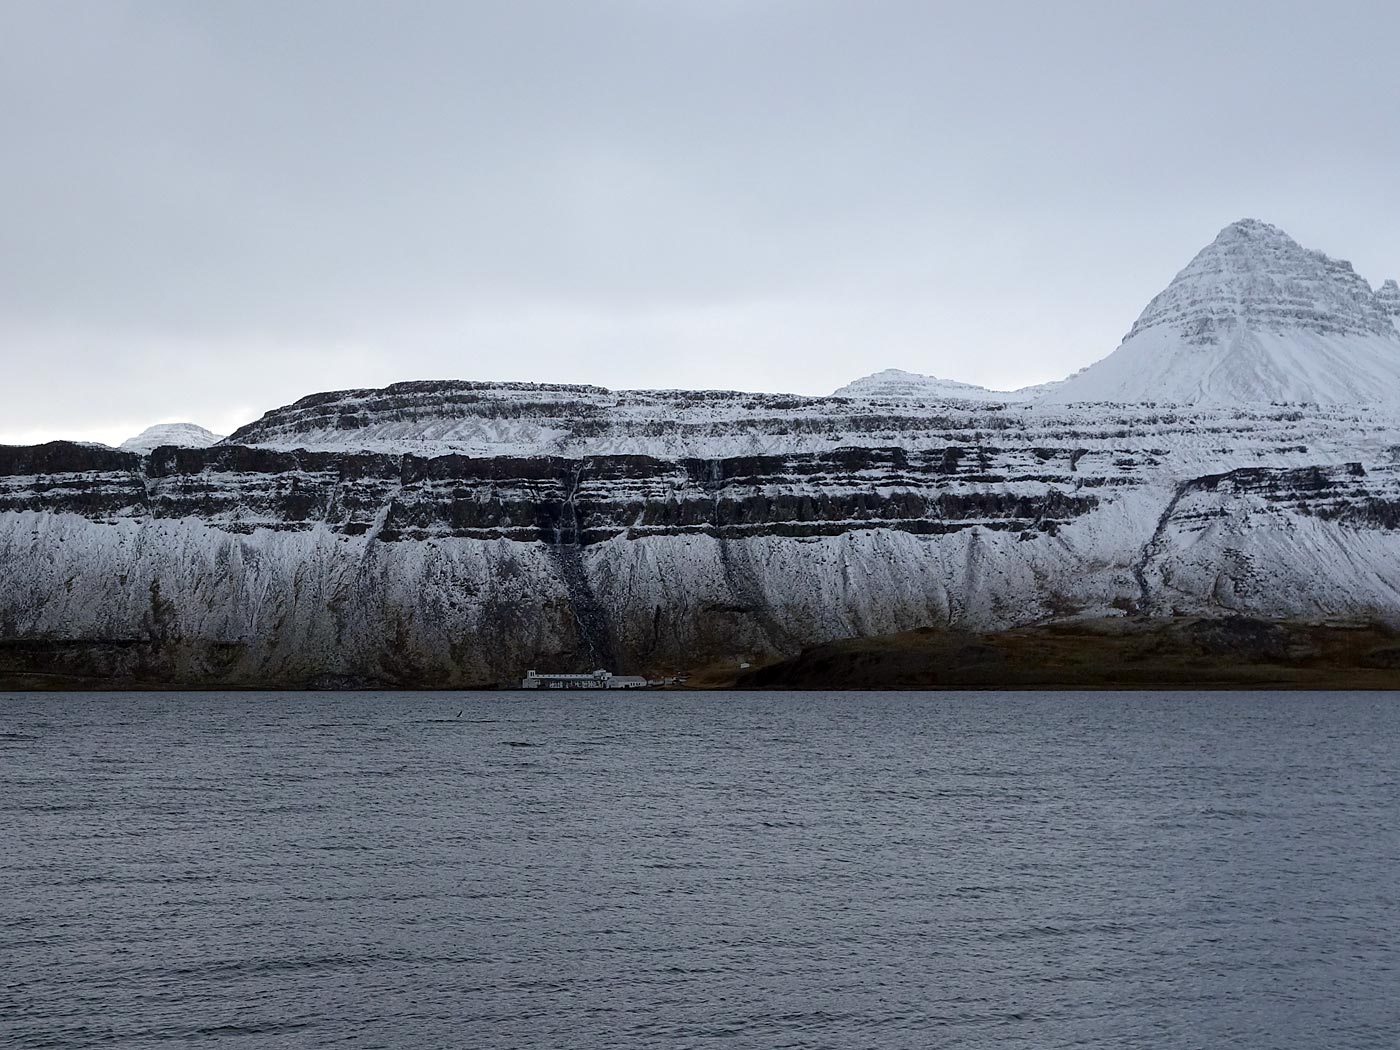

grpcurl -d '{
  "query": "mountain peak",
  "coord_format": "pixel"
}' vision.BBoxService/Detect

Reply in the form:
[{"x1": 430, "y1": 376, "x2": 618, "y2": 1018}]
[
  {"x1": 1124, "y1": 219, "x2": 1392, "y2": 346},
  {"x1": 1215, "y1": 217, "x2": 1294, "y2": 243},
  {"x1": 1040, "y1": 220, "x2": 1400, "y2": 405}
]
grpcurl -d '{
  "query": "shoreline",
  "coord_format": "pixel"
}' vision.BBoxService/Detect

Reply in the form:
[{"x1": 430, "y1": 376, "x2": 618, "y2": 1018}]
[{"x1": 7, "y1": 617, "x2": 1400, "y2": 692}]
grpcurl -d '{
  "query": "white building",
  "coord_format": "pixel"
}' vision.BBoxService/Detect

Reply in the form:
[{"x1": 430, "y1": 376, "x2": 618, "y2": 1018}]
[{"x1": 520, "y1": 669, "x2": 650, "y2": 690}]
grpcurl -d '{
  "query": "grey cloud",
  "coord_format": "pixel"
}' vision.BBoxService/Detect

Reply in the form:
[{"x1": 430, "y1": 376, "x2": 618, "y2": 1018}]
[{"x1": 2, "y1": 0, "x2": 1399, "y2": 442}]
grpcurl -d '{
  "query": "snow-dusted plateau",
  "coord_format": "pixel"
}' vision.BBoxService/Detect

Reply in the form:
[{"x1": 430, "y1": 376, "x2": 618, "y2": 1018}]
[{"x1": 7, "y1": 219, "x2": 1400, "y2": 688}]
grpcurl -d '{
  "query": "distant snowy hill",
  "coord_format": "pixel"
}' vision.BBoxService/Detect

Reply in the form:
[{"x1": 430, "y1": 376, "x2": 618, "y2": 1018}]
[
  {"x1": 1040, "y1": 219, "x2": 1400, "y2": 406},
  {"x1": 119, "y1": 423, "x2": 224, "y2": 451},
  {"x1": 832, "y1": 368, "x2": 1060, "y2": 402}
]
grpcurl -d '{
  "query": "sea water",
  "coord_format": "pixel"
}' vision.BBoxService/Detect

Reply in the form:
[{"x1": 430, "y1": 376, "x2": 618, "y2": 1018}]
[{"x1": 2, "y1": 690, "x2": 1397, "y2": 1048}]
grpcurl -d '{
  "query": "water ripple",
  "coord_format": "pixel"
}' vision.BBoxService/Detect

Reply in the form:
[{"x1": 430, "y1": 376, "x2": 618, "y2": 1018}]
[{"x1": 0, "y1": 689, "x2": 1397, "y2": 1049}]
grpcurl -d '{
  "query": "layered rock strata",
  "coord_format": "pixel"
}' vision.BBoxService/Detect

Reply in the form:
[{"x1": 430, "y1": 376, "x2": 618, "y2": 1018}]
[{"x1": 7, "y1": 401, "x2": 1400, "y2": 687}]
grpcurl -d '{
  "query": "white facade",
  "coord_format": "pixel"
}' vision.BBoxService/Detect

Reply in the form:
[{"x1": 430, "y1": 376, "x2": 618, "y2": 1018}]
[{"x1": 520, "y1": 669, "x2": 650, "y2": 690}]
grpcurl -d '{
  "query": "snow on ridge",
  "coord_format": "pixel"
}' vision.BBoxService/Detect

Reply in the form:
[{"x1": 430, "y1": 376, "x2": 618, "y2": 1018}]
[
  {"x1": 833, "y1": 368, "x2": 1020, "y2": 402},
  {"x1": 120, "y1": 422, "x2": 224, "y2": 452},
  {"x1": 832, "y1": 368, "x2": 1066, "y2": 403},
  {"x1": 216, "y1": 381, "x2": 1400, "y2": 482}
]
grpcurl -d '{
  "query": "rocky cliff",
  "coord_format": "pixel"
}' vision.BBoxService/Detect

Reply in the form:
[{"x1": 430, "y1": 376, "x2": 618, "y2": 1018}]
[
  {"x1": 6, "y1": 390, "x2": 1400, "y2": 687},
  {"x1": 1377, "y1": 279, "x2": 1400, "y2": 320},
  {"x1": 8, "y1": 219, "x2": 1400, "y2": 688}
]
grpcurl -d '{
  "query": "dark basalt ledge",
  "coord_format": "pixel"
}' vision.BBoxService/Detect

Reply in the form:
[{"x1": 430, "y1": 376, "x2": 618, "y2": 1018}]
[
  {"x1": 0, "y1": 441, "x2": 141, "y2": 475},
  {"x1": 727, "y1": 618, "x2": 1400, "y2": 691},
  {"x1": 7, "y1": 443, "x2": 1400, "y2": 691},
  {"x1": 3, "y1": 443, "x2": 1391, "y2": 544},
  {"x1": 225, "y1": 380, "x2": 618, "y2": 443},
  {"x1": 0, "y1": 441, "x2": 1101, "y2": 540}
]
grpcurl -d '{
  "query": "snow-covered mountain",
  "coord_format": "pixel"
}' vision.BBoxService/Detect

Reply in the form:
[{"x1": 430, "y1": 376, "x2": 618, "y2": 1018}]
[
  {"x1": 8, "y1": 219, "x2": 1400, "y2": 688},
  {"x1": 839, "y1": 221, "x2": 1400, "y2": 408},
  {"x1": 831, "y1": 368, "x2": 1062, "y2": 402},
  {"x1": 7, "y1": 380, "x2": 1400, "y2": 687},
  {"x1": 119, "y1": 422, "x2": 223, "y2": 451},
  {"x1": 1040, "y1": 219, "x2": 1400, "y2": 405}
]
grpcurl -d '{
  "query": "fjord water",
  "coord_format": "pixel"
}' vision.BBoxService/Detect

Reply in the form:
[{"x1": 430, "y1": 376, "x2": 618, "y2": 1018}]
[{"x1": 3, "y1": 692, "x2": 1397, "y2": 1049}]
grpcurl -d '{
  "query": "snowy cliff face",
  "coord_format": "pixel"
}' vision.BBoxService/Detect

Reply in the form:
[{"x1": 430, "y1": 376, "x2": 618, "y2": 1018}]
[
  {"x1": 220, "y1": 375, "x2": 1378, "y2": 466},
  {"x1": 0, "y1": 437, "x2": 1103, "y2": 685},
  {"x1": 8, "y1": 390, "x2": 1400, "y2": 686},
  {"x1": 227, "y1": 378, "x2": 1082, "y2": 458},
  {"x1": 226, "y1": 381, "x2": 846, "y2": 458},
  {"x1": 120, "y1": 422, "x2": 223, "y2": 451},
  {"x1": 8, "y1": 219, "x2": 1400, "y2": 686},
  {"x1": 1040, "y1": 220, "x2": 1400, "y2": 406}
]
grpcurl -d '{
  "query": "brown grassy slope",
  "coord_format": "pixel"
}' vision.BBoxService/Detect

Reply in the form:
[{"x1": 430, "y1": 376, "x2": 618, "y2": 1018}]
[{"x1": 724, "y1": 617, "x2": 1400, "y2": 690}]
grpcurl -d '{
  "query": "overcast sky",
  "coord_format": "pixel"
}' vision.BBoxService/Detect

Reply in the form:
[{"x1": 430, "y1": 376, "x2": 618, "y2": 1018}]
[{"x1": 3, "y1": 0, "x2": 1399, "y2": 445}]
